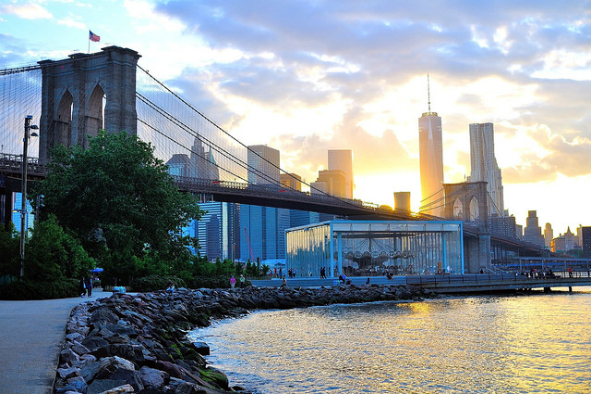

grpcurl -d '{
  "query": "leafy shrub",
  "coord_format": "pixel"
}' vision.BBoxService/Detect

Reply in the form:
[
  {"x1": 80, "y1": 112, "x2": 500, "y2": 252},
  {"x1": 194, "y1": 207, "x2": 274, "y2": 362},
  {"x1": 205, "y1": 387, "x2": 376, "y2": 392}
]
[
  {"x1": 190, "y1": 275, "x2": 251, "y2": 289},
  {"x1": 131, "y1": 275, "x2": 186, "y2": 292},
  {"x1": 0, "y1": 278, "x2": 79, "y2": 300}
]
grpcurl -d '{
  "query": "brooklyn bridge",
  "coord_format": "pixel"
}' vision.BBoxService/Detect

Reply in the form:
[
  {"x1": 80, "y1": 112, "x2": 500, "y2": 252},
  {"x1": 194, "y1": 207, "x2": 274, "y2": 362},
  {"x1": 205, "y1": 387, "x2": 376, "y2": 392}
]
[{"x1": 0, "y1": 46, "x2": 569, "y2": 273}]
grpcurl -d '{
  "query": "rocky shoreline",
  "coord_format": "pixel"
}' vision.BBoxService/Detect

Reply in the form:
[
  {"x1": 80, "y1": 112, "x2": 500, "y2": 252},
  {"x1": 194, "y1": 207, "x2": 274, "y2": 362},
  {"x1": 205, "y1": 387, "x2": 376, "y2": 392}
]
[{"x1": 54, "y1": 283, "x2": 434, "y2": 394}]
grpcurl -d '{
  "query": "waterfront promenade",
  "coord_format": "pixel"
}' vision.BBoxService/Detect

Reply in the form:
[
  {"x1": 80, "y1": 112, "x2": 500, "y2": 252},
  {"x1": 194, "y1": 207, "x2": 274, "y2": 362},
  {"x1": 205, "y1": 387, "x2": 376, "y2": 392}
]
[
  {"x1": 251, "y1": 272, "x2": 591, "y2": 293},
  {"x1": 0, "y1": 290, "x2": 104, "y2": 394}
]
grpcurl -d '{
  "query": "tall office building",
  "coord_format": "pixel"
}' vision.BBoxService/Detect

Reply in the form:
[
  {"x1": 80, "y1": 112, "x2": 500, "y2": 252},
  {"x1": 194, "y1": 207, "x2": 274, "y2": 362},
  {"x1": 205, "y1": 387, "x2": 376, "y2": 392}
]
[
  {"x1": 418, "y1": 76, "x2": 444, "y2": 217},
  {"x1": 241, "y1": 144, "x2": 289, "y2": 262},
  {"x1": 582, "y1": 227, "x2": 591, "y2": 258},
  {"x1": 247, "y1": 145, "x2": 280, "y2": 185},
  {"x1": 196, "y1": 202, "x2": 240, "y2": 262},
  {"x1": 468, "y1": 123, "x2": 504, "y2": 216},
  {"x1": 167, "y1": 138, "x2": 219, "y2": 180},
  {"x1": 551, "y1": 227, "x2": 577, "y2": 253},
  {"x1": 544, "y1": 223, "x2": 553, "y2": 249},
  {"x1": 310, "y1": 181, "x2": 328, "y2": 195},
  {"x1": 314, "y1": 170, "x2": 347, "y2": 198},
  {"x1": 328, "y1": 150, "x2": 353, "y2": 199},
  {"x1": 515, "y1": 224, "x2": 523, "y2": 240},
  {"x1": 166, "y1": 154, "x2": 191, "y2": 177},
  {"x1": 523, "y1": 210, "x2": 545, "y2": 248},
  {"x1": 190, "y1": 138, "x2": 219, "y2": 180},
  {"x1": 490, "y1": 215, "x2": 517, "y2": 239},
  {"x1": 280, "y1": 173, "x2": 302, "y2": 191}
]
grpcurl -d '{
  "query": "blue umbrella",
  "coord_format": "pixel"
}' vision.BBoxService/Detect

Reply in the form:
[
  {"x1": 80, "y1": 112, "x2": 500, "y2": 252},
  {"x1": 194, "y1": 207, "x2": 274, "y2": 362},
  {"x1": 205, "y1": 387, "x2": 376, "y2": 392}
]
[{"x1": 90, "y1": 268, "x2": 104, "y2": 273}]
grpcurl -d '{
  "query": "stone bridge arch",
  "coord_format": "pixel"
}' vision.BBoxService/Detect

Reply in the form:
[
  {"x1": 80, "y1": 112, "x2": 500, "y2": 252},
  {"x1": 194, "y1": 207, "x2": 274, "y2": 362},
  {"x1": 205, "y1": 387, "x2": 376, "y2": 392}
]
[
  {"x1": 443, "y1": 181, "x2": 489, "y2": 232},
  {"x1": 38, "y1": 46, "x2": 141, "y2": 164}
]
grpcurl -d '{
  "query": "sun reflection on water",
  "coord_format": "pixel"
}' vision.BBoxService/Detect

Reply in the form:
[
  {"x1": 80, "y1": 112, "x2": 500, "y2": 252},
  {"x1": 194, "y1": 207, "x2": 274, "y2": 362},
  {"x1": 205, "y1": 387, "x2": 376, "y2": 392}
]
[{"x1": 192, "y1": 294, "x2": 591, "y2": 394}]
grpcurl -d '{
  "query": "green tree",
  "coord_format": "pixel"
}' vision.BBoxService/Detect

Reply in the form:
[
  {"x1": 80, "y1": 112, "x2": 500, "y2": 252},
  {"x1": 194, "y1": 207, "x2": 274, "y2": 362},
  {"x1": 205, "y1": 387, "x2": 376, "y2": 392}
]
[
  {"x1": 31, "y1": 130, "x2": 203, "y2": 284},
  {"x1": 0, "y1": 224, "x2": 20, "y2": 283},
  {"x1": 25, "y1": 215, "x2": 94, "y2": 282}
]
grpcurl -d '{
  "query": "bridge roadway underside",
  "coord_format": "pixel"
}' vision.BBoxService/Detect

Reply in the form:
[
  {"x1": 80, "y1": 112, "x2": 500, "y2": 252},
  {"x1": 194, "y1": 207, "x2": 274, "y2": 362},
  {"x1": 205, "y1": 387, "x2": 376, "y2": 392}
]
[
  {"x1": 250, "y1": 275, "x2": 591, "y2": 294},
  {"x1": 191, "y1": 189, "x2": 412, "y2": 220}
]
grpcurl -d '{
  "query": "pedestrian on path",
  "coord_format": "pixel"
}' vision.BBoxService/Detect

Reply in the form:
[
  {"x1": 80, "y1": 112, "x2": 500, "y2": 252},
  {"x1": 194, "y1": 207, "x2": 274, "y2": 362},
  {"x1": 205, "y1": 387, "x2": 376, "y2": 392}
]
[
  {"x1": 79, "y1": 277, "x2": 86, "y2": 297},
  {"x1": 84, "y1": 276, "x2": 93, "y2": 297}
]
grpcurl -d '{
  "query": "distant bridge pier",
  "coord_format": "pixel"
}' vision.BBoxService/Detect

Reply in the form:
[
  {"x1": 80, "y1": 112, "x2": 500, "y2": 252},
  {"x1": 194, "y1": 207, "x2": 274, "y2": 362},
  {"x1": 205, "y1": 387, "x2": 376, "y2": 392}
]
[{"x1": 464, "y1": 234, "x2": 491, "y2": 273}]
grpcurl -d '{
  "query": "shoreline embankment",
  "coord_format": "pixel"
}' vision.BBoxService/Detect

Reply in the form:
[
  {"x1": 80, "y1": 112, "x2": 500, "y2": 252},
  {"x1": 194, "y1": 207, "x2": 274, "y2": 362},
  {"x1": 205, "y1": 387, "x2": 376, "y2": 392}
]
[{"x1": 54, "y1": 284, "x2": 433, "y2": 394}]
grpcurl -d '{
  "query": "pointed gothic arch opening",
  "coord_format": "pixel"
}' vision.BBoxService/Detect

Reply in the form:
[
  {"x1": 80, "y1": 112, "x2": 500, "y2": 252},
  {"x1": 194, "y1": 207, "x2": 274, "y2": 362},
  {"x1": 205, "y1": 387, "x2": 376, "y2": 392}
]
[
  {"x1": 453, "y1": 199, "x2": 463, "y2": 220},
  {"x1": 85, "y1": 84, "x2": 105, "y2": 148},
  {"x1": 469, "y1": 197, "x2": 479, "y2": 223},
  {"x1": 53, "y1": 90, "x2": 73, "y2": 150}
]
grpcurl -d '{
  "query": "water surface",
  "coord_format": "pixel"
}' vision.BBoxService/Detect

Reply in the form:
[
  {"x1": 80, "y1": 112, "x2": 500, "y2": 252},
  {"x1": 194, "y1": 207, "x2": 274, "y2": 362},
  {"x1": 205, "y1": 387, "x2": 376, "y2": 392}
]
[{"x1": 191, "y1": 291, "x2": 591, "y2": 393}]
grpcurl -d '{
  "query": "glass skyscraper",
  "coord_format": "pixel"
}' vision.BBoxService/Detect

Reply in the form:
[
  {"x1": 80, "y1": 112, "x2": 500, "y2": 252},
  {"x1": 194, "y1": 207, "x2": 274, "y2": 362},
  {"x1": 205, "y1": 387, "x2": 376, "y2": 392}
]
[
  {"x1": 418, "y1": 82, "x2": 444, "y2": 217},
  {"x1": 241, "y1": 145, "x2": 290, "y2": 263},
  {"x1": 196, "y1": 201, "x2": 240, "y2": 262},
  {"x1": 468, "y1": 122, "x2": 504, "y2": 216},
  {"x1": 328, "y1": 150, "x2": 353, "y2": 199}
]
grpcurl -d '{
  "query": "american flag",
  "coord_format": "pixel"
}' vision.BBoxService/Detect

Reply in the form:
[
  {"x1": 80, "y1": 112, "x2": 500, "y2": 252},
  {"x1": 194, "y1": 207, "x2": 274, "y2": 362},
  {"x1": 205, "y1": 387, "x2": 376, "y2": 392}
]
[{"x1": 89, "y1": 30, "x2": 100, "y2": 42}]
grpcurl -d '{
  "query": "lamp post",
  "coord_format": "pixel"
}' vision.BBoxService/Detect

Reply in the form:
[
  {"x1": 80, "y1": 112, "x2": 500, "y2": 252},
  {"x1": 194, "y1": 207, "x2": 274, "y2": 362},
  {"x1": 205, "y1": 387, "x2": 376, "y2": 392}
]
[{"x1": 19, "y1": 115, "x2": 38, "y2": 281}]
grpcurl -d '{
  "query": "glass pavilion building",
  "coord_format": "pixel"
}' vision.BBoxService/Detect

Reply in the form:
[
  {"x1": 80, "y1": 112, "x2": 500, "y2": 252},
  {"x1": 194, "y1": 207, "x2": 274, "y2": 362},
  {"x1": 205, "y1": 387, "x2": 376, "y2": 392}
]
[{"x1": 286, "y1": 220, "x2": 464, "y2": 278}]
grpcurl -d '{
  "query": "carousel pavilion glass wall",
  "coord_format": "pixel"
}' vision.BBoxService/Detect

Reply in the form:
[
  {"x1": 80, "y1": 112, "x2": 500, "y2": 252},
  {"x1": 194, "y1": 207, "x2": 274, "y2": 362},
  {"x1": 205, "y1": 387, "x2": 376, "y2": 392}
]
[{"x1": 286, "y1": 220, "x2": 464, "y2": 278}]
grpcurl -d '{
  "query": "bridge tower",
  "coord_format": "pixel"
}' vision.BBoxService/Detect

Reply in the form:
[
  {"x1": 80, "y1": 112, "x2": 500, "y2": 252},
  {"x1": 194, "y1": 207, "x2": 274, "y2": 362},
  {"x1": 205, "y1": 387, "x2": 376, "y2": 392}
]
[
  {"x1": 443, "y1": 181, "x2": 491, "y2": 273},
  {"x1": 38, "y1": 46, "x2": 141, "y2": 164}
]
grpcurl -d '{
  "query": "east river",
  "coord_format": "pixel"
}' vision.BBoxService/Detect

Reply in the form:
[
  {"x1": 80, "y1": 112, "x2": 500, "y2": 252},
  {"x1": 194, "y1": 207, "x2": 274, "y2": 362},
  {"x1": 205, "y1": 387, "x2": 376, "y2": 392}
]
[{"x1": 189, "y1": 289, "x2": 591, "y2": 394}]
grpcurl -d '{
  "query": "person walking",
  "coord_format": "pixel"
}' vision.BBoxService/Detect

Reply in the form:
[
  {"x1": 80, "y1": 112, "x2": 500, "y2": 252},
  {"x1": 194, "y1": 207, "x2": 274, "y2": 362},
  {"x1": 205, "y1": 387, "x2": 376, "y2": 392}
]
[
  {"x1": 79, "y1": 277, "x2": 86, "y2": 297},
  {"x1": 230, "y1": 275, "x2": 236, "y2": 288},
  {"x1": 240, "y1": 274, "x2": 246, "y2": 289},
  {"x1": 84, "y1": 276, "x2": 93, "y2": 297}
]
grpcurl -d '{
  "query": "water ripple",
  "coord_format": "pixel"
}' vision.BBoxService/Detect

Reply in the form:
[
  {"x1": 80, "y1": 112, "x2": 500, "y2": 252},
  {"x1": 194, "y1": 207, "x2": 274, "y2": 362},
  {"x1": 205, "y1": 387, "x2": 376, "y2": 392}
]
[{"x1": 191, "y1": 293, "x2": 591, "y2": 394}]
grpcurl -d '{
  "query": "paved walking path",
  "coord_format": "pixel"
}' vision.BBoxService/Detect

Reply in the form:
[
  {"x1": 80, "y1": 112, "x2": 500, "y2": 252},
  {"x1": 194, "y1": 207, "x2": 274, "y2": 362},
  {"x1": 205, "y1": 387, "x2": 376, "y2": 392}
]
[{"x1": 0, "y1": 289, "x2": 107, "y2": 394}]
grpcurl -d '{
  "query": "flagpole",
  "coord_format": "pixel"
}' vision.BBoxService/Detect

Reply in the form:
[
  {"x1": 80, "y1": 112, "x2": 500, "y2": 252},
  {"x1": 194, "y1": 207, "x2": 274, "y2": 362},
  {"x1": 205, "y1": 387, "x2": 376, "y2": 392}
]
[{"x1": 88, "y1": 38, "x2": 90, "y2": 54}]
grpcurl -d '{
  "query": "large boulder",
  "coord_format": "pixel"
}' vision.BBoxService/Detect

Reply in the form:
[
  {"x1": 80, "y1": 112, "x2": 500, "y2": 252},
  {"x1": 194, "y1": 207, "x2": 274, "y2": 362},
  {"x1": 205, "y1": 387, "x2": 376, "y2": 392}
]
[{"x1": 138, "y1": 366, "x2": 169, "y2": 390}]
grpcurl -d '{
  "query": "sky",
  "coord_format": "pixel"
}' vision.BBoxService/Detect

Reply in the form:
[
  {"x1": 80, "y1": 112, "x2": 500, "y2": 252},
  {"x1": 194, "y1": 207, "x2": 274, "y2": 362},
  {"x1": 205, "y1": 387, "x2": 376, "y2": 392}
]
[{"x1": 1, "y1": 0, "x2": 590, "y2": 236}]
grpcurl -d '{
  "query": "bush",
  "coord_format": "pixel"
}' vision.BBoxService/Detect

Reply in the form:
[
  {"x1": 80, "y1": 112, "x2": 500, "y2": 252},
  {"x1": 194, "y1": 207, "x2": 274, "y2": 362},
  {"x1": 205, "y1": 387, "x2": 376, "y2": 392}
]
[
  {"x1": 190, "y1": 275, "x2": 250, "y2": 289},
  {"x1": 0, "y1": 278, "x2": 79, "y2": 300},
  {"x1": 131, "y1": 275, "x2": 186, "y2": 292}
]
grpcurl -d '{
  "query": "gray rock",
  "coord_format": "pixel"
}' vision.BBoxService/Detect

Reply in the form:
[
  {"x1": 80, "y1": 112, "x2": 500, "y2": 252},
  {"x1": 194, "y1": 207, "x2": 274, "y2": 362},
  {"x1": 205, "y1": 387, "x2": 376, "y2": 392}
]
[
  {"x1": 62, "y1": 375, "x2": 87, "y2": 393},
  {"x1": 71, "y1": 341, "x2": 91, "y2": 356},
  {"x1": 174, "y1": 381, "x2": 207, "y2": 394},
  {"x1": 80, "y1": 360, "x2": 101, "y2": 382},
  {"x1": 139, "y1": 365, "x2": 169, "y2": 389},
  {"x1": 190, "y1": 341, "x2": 209, "y2": 356},
  {"x1": 66, "y1": 332, "x2": 86, "y2": 343},
  {"x1": 82, "y1": 336, "x2": 110, "y2": 352},
  {"x1": 98, "y1": 356, "x2": 136, "y2": 373},
  {"x1": 60, "y1": 348, "x2": 80, "y2": 367},
  {"x1": 87, "y1": 379, "x2": 128, "y2": 394},
  {"x1": 57, "y1": 366, "x2": 80, "y2": 380}
]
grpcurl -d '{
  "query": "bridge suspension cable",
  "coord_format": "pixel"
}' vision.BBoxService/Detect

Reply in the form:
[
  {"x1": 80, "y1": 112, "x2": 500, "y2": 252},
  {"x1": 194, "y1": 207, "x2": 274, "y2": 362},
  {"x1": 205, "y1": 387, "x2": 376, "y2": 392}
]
[
  {"x1": 135, "y1": 65, "x2": 364, "y2": 210},
  {"x1": 0, "y1": 67, "x2": 42, "y2": 157}
]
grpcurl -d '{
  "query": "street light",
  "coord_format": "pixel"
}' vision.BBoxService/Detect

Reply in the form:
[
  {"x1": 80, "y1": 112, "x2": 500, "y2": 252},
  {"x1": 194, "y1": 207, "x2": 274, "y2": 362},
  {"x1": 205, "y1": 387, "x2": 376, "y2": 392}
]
[{"x1": 19, "y1": 115, "x2": 38, "y2": 281}]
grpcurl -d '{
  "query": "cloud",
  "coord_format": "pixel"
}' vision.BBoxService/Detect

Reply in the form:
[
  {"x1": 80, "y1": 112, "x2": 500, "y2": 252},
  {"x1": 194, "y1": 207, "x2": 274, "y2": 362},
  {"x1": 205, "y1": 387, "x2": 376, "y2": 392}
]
[
  {"x1": 0, "y1": 3, "x2": 52, "y2": 20},
  {"x1": 57, "y1": 16, "x2": 86, "y2": 30},
  {"x1": 271, "y1": 106, "x2": 416, "y2": 185},
  {"x1": 150, "y1": 0, "x2": 591, "y2": 213}
]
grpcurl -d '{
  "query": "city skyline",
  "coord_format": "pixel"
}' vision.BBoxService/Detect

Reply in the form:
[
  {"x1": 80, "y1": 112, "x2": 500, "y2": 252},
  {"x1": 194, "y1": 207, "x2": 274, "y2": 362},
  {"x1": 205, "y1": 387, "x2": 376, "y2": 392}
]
[{"x1": 0, "y1": 1, "x2": 589, "y2": 234}]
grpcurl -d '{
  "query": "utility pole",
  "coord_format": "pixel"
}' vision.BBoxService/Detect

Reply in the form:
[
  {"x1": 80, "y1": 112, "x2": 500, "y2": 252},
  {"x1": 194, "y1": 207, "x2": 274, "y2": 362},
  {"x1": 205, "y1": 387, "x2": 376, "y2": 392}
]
[{"x1": 19, "y1": 115, "x2": 38, "y2": 281}]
